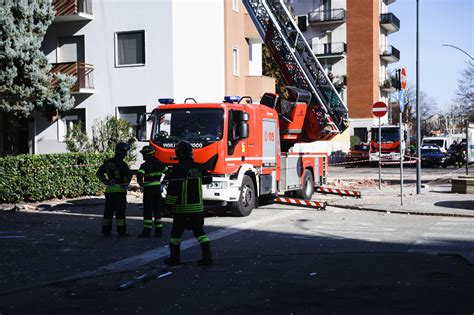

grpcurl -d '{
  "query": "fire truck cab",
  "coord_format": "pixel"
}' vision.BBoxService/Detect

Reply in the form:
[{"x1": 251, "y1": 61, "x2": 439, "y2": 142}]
[{"x1": 149, "y1": 95, "x2": 327, "y2": 217}]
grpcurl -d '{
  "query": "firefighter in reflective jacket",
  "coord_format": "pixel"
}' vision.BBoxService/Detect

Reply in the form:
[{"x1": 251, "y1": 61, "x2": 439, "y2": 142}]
[
  {"x1": 137, "y1": 145, "x2": 168, "y2": 238},
  {"x1": 96, "y1": 142, "x2": 132, "y2": 237},
  {"x1": 164, "y1": 141, "x2": 213, "y2": 266}
]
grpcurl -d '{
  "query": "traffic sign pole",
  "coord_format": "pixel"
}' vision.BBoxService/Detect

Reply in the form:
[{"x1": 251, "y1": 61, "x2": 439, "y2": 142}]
[
  {"x1": 398, "y1": 68, "x2": 407, "y2": 206},
  {"x1": 399, "y1": 89, "x2": 404, "y2": 206},
  {"x1": 372, "y1": 102, "x2": 388, "y2": 190},
  {"x1": 379, "y1": 117, "x2": 382, "y2": 190}
]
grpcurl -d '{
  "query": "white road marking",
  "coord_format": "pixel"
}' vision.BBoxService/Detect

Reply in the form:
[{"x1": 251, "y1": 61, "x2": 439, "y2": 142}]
[
  {"x1": 89, "y1": 210, "x2": 303, "y2": 273},
  {"x1": 0, "y1": 236, "x2": 25, "y2": 239},
  {"x1": 18, "y1": 209, "x2": 164, "y2": 222},
  {"x1": 410, "y1": 217, "x2": 474, "y2": 264},
  {"x1": 423, "y1": 232, "x2": 474, "y2": 239}
]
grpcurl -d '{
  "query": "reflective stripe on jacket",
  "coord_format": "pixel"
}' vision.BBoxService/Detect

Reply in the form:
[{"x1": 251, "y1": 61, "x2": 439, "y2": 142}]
[{"x1": 164, "y1": 160, "x2": 212, "y2": 213}]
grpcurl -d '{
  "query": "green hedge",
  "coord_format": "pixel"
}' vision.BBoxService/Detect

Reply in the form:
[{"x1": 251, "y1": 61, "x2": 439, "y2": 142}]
[{"x1": 0, "y1": 152, "x2": 110, "y2": 203}]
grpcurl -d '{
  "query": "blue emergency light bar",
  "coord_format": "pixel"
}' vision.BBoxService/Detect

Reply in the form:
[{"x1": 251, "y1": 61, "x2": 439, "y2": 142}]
[
  {"x1": 224, "y1": 96, "x2": 240, "y2": 103},
  {"x1": 158, "y1": 98, "x2": 175, "y2": 104}
]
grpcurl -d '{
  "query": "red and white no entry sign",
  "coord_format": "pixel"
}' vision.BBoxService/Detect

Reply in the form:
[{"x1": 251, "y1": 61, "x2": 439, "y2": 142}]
[
  {"x1": 372, "y1": 101, "x2": 388, "y2": 118},
  {"x1": 400, "y1": 67, "x2": 407, "y2": 90}
]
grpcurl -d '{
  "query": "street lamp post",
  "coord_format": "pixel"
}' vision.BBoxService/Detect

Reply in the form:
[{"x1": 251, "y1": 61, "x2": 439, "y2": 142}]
[
  {"x1": 416, "y1": 0, "x2": 421, "y2": 194},
  {"x1": 442, "y1": 44, "x2": 474, "y2": 61}
]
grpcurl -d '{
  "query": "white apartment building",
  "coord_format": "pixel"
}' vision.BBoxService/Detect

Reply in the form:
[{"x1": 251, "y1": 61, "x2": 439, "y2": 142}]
[{"x1": 0, "y1": 0, "x2": 274, "y2": 159}]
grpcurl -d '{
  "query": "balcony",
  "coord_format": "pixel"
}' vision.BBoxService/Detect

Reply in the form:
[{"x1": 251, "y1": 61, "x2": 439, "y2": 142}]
[
  {"x1": 244, "y1": 13, "x2": 260, "y2": 40},
  {"x1": 312, "y1": 42, "x2": 347, "y2": 59},
  {"x1": 380, "y1": 45, "x2": 400, "y2": 63},
  {"x1": 308, "y1": 9, "x2": 346, "y2": 25},
  {"x1": 380, "y1": 77, "x2": 397, "y2": 92},
  {"x1": 51, "y1": 62, "x2": 95, "y2": 94},
  {"x1": 333, "y1": 75, "x2": 347, "y2": 88},
  {"x1": 245, "y1": 76, "x2": 276, "y2": 101},
  {"x1": 380, "y1": 13, "x2": 400, "y2": 34},
  {"x1": 52, "y1": 0, "x2": 93, "y2": 22}
]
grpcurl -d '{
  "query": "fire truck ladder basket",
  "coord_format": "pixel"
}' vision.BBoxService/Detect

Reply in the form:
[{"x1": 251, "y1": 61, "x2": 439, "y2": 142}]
[
  {"x1": 315, "y1": 186, "x2": 362, "y2": 198},
  {"x1": 243, "y1": 0, "x2": 349, "y2": 135},
  {"x1": 274, "y1": 197, "x2": 327, "y2": 210}
]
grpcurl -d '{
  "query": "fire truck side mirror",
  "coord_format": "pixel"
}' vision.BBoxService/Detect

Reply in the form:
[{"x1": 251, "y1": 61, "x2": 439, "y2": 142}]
[{"x1": 239, "y1": 122, "x2": 249, "y2": 139}]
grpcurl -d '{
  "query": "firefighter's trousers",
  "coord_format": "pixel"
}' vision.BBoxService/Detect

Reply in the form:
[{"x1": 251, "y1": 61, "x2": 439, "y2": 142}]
[
  {"x1": 102, "y1": 192, "x2": 127, "y2": 235},
  {"x1": 142, "y1": 187, "x2": 163, "y2": 230},
  {"x1": 170, "y1": 212, "x2": 209, "y2": 245}
]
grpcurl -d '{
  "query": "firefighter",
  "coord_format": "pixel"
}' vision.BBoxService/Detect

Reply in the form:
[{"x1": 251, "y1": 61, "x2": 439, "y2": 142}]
[
  {"x1": 136, "y1": 145, "x2": 168, "y2": 238},
  {"x1": 96, "y1": 142, "x2": 132, "y2": 237},
  {"x1": 163, "y1": 140, "x2": 213, "y2": 266}
]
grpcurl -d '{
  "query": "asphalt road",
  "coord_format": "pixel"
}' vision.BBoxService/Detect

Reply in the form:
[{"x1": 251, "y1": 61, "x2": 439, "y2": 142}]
[{"x1": 1, "y1": 197, "x2": 473, "y2": 314}]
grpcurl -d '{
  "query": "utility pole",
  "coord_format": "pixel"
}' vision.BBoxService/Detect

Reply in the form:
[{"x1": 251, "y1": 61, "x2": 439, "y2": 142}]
[{"x1": 416, "y1": 0, "x2": 421, "y2": 194}]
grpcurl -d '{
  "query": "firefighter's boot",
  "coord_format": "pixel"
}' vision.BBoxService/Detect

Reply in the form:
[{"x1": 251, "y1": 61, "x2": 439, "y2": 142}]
[
  {"x1": 154, "y1": 219, "x2": 163, "y2": 238},
  {"x1": 197, "y1": 241, "x2": 212, "y2": 266},
  {"x1": 155, "y1": 227, "x2": 163, "y2": 238},
  {"x1": 102, "y1": 219, "x2": 112, "y2": 237},
  {"x1": 137, "y1": 228, "x2": 152, "y2": 238},
  {"x1": 164, "y1": 243, "x2": 181, "y2": 266}
]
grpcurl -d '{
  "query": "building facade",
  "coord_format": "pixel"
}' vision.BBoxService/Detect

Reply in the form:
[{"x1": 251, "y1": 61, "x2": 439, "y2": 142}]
[
  {"x1": 0, "y1": 0, "x2": 274, "y2": 161},
  {"x1": 289, "y1": 0, "x2": 400, "y2": 145}
]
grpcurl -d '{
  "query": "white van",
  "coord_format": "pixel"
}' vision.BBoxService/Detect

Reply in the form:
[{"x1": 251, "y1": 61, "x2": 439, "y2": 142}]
[{"x1": 421, "y1": 136, "x2": 452, "y2": 153}]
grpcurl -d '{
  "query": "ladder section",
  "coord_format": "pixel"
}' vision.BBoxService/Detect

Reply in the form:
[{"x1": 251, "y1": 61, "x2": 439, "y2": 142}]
[{"x1": 243, "y1": 0, "x2": 349, "y2": 138}]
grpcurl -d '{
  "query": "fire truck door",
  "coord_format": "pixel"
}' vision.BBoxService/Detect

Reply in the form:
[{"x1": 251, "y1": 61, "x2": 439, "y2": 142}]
[
  {"x1": 261, "y1": 119, "x2": 277, "y2": 194},
  {"x1": 262, "y1": 119, "x2": 277, "y2": 168}
]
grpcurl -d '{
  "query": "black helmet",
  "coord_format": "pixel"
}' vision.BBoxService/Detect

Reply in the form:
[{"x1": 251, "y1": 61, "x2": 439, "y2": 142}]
[
  {"x1": 175, "y1": 140, "x2": 193, "y2": 160},
  {"x1": 115, "y1": 142, "x2": 131, "y2": 153},
  {"x1": 140, "y1": 145, "x2": 155, "y2": 156}
]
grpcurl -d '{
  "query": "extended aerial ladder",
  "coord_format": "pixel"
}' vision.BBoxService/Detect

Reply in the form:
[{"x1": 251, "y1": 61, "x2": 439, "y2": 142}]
[{"x1": 242, "y1": 0, "x2": 349, "y2": 141}]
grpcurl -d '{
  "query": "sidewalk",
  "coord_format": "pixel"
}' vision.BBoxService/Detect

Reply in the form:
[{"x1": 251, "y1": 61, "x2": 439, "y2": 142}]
[{"x1": 320, "y1": 181, "x2": 474, "y2": 218}]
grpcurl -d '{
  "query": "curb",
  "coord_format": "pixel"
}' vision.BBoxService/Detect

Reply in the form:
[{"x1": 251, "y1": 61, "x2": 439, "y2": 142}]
[{"x1": 327, "y1": 202, "x2": 474, "y2": 218}]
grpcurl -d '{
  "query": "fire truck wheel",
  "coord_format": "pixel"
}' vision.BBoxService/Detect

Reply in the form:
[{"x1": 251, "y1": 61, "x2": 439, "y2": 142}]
[
  {"x1": 294, "y1": 169, "x2": 314, "y2": 200},
  {"x1": 230, "y1": 175, "x2": 256, "y2": 217}
]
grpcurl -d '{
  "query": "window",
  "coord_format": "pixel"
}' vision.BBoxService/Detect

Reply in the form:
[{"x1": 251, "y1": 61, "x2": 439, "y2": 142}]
[
  {"x1": 57, "y1": 36, "x2": 84, "y2": 63},
  {"x1": 232, "y1": 0, "x2": 239, "y2": 12},
  {"x1": 354, "y1": 127, "x2": 368, "y2": 143},
  {"x1": 115, "y1": 31, "x2": 145, "y2": 66},
  {"x1": 232, "y1": 48, "x2": 239, "y2": 76},
  {"x1": 58, "y1": 109, "x2": 86, "y2": 142},
  {"x1": 117, "y1": 106, "x2": 147, "y2": 141}
]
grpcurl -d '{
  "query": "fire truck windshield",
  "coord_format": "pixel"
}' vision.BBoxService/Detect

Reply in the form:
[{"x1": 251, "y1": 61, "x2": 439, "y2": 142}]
[
  {"x1": 371, "y1": 128, "x2": 399, "y2": 142},
  {"x1": 152, "y1": 108, "x2": 224, "y2": 146}
]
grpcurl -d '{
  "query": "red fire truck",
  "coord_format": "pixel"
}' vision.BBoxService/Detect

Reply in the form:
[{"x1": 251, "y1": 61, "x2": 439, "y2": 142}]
[
  {"x1": 146, "y1": 0, "x2": 349, "y2": 216},
  {"x1": 369, "y1": 124, "x2": 410, "y2": 163}
]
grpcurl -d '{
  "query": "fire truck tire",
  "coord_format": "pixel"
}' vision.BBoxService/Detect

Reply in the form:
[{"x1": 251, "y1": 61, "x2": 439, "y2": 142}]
[
  {"x1": 230, "y1": 175, "x2": 256, "y2": 217},
  {"x1": 294, "y1": 169, "x2": 314, "y2": 200}
]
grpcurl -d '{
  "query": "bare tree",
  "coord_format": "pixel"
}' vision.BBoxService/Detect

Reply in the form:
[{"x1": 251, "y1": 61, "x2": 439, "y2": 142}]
[
  {"x1": 454, "y1": 60, "x2": 474, "y2": 121},
  {"x1": 402, "y1": 84, "x2": 438, "y2": 135}
]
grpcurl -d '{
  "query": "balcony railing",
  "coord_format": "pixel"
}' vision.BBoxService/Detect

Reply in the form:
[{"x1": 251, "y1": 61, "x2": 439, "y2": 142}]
[
  {"x1": 380, "y1": 45, "x2": 400, "y2": 63},
  {"x1": 52, "y1": 0, "x2": 93, "y2": 22},
  {"x1": 380, "y1": 77, "x2": 396, "y2": 92},
  {"x1": 308, "y1": 9, "x2": 346, "y2": 24},
  {"x1": 312, "y1": 42, "x2": 347, "y2": 57},
  {"x1": 51, "y1": 62, "x2": 94, "y2": 94},
  {"x1": 333, "y1": 75, "x2": 347, "y2": 88},
  {"x1": 380, "y1": 13, "x2": 400, "y2": 34}
]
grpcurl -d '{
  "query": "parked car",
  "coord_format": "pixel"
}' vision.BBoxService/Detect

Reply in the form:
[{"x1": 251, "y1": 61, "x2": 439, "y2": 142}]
[
  {"x1": 421, "y1": 145, "x2": 448, "y2": 168},
  {"x1": 348, "y1": 144, "x2": 369, "y2": 163}
]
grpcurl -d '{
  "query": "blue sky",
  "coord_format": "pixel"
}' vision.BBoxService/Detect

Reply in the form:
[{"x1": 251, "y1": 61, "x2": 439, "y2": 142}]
[{"x1": 389, "y1": 0, "x2": 473, "y2": 111}]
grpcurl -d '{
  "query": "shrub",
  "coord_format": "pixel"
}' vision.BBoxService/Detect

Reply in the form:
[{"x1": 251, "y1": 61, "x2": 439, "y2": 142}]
[
  {"x1": 65, "y1": 116, "x2": 137, "y2": 163},
  {"x1": 0, "y1": 152, "x2": 110, "y2": 203}
]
